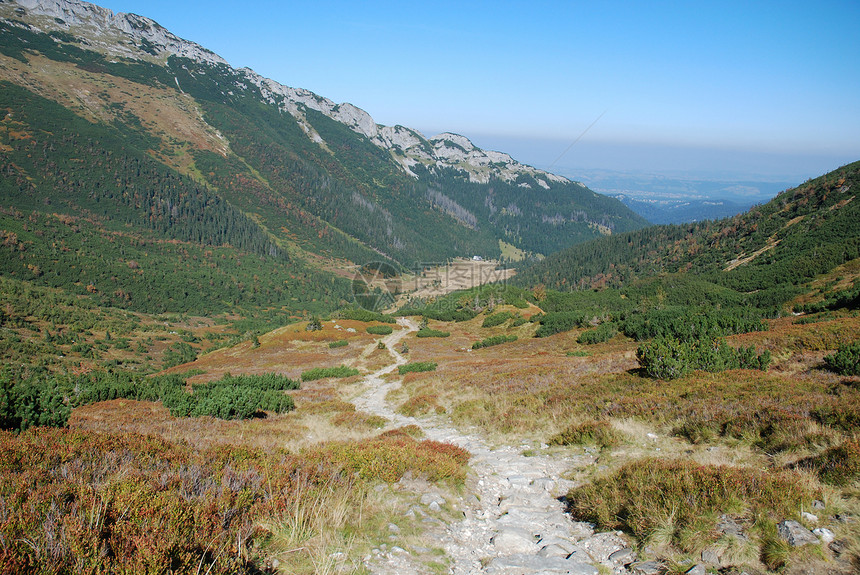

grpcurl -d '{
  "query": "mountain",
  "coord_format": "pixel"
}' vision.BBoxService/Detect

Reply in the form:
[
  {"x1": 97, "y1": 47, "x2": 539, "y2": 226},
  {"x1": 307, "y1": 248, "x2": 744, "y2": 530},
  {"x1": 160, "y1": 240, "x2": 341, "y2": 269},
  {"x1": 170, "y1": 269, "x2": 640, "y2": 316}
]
[
  {"x1": 515, "y1": 161, "x2": 860, "y2": 306},
  {"x1": 0, "y1": 0, "x2": 647, "y2": 319}
]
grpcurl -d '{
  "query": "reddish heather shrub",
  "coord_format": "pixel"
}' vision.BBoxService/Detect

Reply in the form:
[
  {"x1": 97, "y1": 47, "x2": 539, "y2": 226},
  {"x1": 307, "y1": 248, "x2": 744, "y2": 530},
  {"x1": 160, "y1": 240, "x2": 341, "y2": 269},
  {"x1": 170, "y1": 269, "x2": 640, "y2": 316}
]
[
  {"x1": 0, "y1": 425, "x2": 468, "y2": 573},
  {"x1": 397, "y1": 393, "x2": 446, "y2": 417},
  {"x1": 306, "y1": 434, "x2": 470, "y2": 483}
]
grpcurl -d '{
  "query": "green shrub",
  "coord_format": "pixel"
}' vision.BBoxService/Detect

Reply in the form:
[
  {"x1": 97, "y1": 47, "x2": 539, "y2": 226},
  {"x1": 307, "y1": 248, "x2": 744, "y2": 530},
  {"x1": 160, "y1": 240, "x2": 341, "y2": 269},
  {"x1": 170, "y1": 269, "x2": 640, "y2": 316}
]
[
  {"x1": 534, "y1": 311, "x2": 590, "y2": 338},
  {"x1": 577, "y1": 322, "x2": 617, "y2": 344},
  {"x1": 637, "y1": 336, "x2": 771, "y2": 380},
  {"x1": 415, "y1": 328, "x2": 450, "y2": 338},
  {"x1": 159, "y1": 373, "x2": 298, "y2": 420},
  {"x1": 548, "y1": 420, "x2": 623, "y2": 448},
  {"x1": 0, "y1": 369, "x2": 300, "y2": 427},
  {"x1": 824, "y1": 341, "x2": 860, "y2": 375},
  {"x1": 366, "y1": 325, "x2": 394, "y2": 335},
  {"x1": 398, "y1": 362, "x2": 437, "y2": 375},
  {"x1": 636, "y1": 336, "x2": 691, "y2": 380},
  {"x1": 482, "y1": 311, "x2": 514, "y2": 328},
  {"x1": 212, "y1": 372, "x2": 299, "y2": 392},
  {"x1": 329, "y1": 340, "x2": 349, "y2": 348},
  {"x1": 472, "y1": 335, "x2": 518, "y2": 350},
  {"x1": 334, "y1": 307, "x2": 397, "y2": 323},
  {"x1": 163, "y1": 341, "x2": 197, "y2": 368},
  {"x1": 301, "y1": 365, "x2": 361, "y2": 382},
  {"x1": 0, "y1": 367, "x2": 71, "y2": 431},
  {"x1": 795, "y1": 283, "x2": 860, "y2": 314},
  {"x1": 620, "y1": 307, "x2": 767, "y2": 342}
]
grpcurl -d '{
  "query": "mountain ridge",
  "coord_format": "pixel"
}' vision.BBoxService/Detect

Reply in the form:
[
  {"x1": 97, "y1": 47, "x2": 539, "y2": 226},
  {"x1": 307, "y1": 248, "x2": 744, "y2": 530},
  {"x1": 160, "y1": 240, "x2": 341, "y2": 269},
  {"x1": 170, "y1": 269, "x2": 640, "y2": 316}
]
[{"x1": 6, "y1": 0, "x2": 578, "y2": 189}]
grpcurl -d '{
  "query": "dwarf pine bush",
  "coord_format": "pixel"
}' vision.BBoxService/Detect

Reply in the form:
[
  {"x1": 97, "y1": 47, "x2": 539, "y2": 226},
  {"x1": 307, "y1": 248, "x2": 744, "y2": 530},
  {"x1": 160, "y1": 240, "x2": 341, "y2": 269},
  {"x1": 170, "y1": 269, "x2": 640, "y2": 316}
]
[
  {"x1": 366, "y1": 325, "x2": 394, "y2": 335},
  {"x1": 472, "y1": 334, "x2": 518, "y2": 349},
  {"x1": 398, "y1": 362, "x2": 437, "y2": 375},
  {"x1": 577, "y1": 322, "x2": 617, "y2": 344},
  {"x1": 301, "y1": 365, "x2": 361, "y2": 381},
  {"x1": 637, "y1": 336, "x2": 771, "y2": 380},
  {"x1": 824, "y1": 341, "x2": 860, "y2": 375}
]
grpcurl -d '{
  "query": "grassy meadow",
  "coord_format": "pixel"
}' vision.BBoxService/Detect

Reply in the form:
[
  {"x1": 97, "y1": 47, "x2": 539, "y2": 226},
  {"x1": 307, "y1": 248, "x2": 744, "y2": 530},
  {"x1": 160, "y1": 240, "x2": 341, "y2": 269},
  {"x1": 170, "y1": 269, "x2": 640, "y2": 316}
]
[{"x1": 1, "y1": 274, "x2": 859, "y2": 573}]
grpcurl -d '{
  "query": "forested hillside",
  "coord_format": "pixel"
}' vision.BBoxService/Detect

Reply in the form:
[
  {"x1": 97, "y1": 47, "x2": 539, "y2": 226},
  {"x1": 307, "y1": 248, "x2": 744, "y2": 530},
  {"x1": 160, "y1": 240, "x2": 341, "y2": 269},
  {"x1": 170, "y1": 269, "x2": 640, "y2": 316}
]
[
  {"x1": 0, "y1": 2, "x2": 648, "y2": 308},
  {"x1": 516, "y1": 161, "x2": 860, "y2": 311}
]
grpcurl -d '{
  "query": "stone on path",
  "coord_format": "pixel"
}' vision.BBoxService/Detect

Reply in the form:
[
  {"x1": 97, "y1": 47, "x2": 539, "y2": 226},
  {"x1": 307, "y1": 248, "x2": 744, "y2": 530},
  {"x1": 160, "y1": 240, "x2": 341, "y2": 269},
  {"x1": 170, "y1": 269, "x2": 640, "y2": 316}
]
[
  {"x1": 701, "y1": 549, "x2": 720, "y2": 565},
  {"x1": 631, "y1": 560, "x2": 663, "y2": 575},
  {"x1": 608, "y1": 547, "x2": 636, "y2": 566},
  {"x1": 491, "y1": 527, "x2": 540, "y2": 554},
  {"x1": 484, "y1": 553, "x2": 599, "y2": 575}
]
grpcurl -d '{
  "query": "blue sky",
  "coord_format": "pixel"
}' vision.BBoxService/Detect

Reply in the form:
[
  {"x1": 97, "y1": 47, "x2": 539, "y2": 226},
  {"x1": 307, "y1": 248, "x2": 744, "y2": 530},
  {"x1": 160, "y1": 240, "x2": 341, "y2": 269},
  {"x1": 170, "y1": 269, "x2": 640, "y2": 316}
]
[{"x1": 99, "y1": 0, "x2": 859, "y2": 181}]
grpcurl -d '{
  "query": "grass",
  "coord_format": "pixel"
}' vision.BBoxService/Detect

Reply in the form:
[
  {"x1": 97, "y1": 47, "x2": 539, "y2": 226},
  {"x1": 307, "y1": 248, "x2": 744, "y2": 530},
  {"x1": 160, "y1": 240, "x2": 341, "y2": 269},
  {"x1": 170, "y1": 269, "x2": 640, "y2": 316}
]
[
  {"x1": 5, "y1": 269, "x2": 860, "y2": 574},
  {"x1": 797, "y1": 439, "x2": 860, "y2": 486},
  {"x1": 566, "y1": 458, "x2": 820, "y2": 564},
  {"x1": 397, "y1": 394, "x2": 446, "y2": 417},
  {"x1": 306, "y1": 430, "x2": 470, "y2": 483},
  {"x1": 301, "y1": 365, "x2": 361, "y2": 382},
  {"x1": 548, "y1": 419, "x2": 625, "y2": 448},
  {"x1": 328, "y1": 339, "x2": 348, "y2": 348}
]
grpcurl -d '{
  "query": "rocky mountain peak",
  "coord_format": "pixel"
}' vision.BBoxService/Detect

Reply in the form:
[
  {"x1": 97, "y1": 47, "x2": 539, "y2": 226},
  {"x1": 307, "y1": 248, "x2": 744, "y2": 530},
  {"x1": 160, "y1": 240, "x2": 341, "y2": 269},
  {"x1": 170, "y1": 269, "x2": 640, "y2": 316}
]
[{"x1": 7, "y1": 0, "x2": 226, "y2": 65}]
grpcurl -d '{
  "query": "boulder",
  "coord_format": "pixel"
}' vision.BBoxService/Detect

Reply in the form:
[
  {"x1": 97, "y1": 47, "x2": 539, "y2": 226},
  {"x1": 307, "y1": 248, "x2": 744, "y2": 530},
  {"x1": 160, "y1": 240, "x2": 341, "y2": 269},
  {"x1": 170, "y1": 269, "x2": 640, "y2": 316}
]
[{"x1": 777, "y1": 520, "x2": 819, "y2": 547}]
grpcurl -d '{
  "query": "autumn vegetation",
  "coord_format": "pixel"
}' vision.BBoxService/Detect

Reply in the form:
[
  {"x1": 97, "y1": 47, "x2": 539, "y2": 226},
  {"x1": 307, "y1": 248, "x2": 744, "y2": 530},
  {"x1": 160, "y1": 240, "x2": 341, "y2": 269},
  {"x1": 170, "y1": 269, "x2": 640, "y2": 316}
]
[{"x1": 1, "y1": 16, "x2": 859, "y2": 573}]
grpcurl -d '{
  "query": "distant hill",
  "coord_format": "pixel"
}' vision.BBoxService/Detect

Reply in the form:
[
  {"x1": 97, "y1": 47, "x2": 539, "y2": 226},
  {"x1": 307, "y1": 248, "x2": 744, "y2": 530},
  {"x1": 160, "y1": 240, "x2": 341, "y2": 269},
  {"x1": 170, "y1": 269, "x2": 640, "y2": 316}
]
[
  {"x1": 516, "y1": 161, "x2": 860, "y2": 309},
  {"x1": 609, "y1": 195, "x2": 752, "y2": 225},
  {"x1": 0, "y1": 0, "x2": 647, "y2": 319}
]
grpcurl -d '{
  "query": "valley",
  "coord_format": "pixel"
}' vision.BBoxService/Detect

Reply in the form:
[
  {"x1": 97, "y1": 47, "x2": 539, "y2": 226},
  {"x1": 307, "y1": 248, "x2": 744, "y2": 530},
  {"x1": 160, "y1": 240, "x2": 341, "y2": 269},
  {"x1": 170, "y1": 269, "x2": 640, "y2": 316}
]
[{"x1": 1, "y1": 1, "x2": 859, "y2": 575}]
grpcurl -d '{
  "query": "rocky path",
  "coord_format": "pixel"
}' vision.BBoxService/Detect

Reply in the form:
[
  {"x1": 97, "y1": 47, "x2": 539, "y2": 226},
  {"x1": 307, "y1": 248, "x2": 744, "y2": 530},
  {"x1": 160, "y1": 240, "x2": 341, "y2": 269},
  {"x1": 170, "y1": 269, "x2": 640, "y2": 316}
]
[{"x1": 351, "y1": 319, "x2": 638, "y2": 575}]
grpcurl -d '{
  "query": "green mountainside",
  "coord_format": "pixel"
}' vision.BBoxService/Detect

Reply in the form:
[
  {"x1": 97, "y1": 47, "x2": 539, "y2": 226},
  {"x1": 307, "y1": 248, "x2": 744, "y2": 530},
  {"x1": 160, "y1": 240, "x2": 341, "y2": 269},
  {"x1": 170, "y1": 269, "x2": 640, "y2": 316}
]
[
  {"x1": 0, "y1": 2, "x2": 646, "y2": 324},
  {"x1": 516, "y1": 161, "x2": 860, "y2": 309}
]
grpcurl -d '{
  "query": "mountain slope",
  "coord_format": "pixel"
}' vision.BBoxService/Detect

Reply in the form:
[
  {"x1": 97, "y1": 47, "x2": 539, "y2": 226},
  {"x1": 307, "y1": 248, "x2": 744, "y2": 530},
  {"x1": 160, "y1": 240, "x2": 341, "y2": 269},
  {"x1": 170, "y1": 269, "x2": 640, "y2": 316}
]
[
  {"x1": 0, "y1": 0, "x2": 647, "y2": 277},
  {"x1": 515, "y1": 161, "x2": 860, "y2": 304}
]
